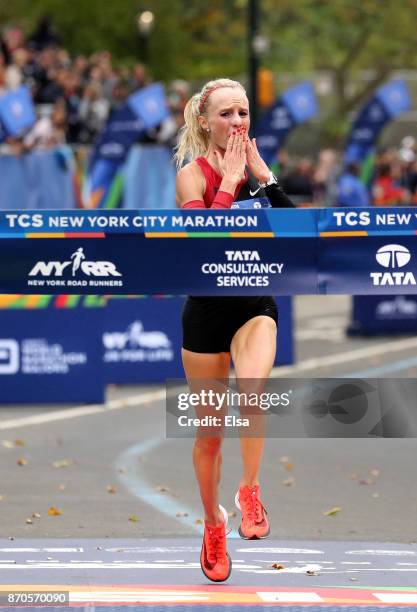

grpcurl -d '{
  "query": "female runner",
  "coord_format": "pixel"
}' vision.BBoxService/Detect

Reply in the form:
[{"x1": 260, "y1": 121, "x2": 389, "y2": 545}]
[{"x1": 174, "y1": 78, "x2": 294, "y2": 582}]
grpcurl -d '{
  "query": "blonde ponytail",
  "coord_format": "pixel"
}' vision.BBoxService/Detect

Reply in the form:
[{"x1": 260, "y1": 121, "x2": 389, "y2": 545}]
[{"x1": 174, "y1": 78, "x2": 246, "y2": 169}]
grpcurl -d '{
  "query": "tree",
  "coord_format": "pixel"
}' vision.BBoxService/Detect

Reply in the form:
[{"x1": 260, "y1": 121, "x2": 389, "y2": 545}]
[{"x1": 262, "y1": 0, "x2": 417, "y2": 143}]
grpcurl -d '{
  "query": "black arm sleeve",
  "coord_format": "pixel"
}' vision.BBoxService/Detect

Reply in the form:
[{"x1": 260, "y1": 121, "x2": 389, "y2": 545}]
[{"x1": 265, "y1": 181, "x2": 295, "y2": 208}]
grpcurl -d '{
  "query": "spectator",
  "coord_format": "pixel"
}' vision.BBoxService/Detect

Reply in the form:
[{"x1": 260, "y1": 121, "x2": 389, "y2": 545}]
[
  {"x1": 78, "y1": 81, "x2": 110, "y2": 143},
  {"x1": 24, "y1": 100, "x2": 67, "y2": 149},
  {"x1": 28, "y1": 16, "x2": 62, "y2": 51},
  {"x1": 372, "y1": 162, "x2": 407, "y2": 206},
  {"x1": 336, "y1": 162, "x2": 370, "y2": 207},
  {"x1": 281, "y1": 158, "x2": 315, "y2": 204}
]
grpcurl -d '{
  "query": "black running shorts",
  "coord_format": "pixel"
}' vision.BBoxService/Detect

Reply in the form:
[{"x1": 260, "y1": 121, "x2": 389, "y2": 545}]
[{"x1": 182, "y1": 296, "x2": 278, "y2": 354}]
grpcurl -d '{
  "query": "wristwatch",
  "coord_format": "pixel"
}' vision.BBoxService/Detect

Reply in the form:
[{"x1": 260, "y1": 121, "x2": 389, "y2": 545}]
[{"x1": 258, "y1": 171, "x2": 278, "y2": 189}]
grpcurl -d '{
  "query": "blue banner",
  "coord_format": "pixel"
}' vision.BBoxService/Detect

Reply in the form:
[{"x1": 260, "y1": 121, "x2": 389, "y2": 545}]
[
  {"x1": 256, "y1": 82, "x2": 317, "y2": 165},
  {"x1": 1, "y1": 208, "x2": 417, "y2": 295},
  {"x1": 83, "y1": 105, "x2": 144, "y2": 209},
  {"x1": 127, "y1": 83, "x2": 171, "y2": 131},
  {"x1": 345, "y1": 79, "x2": 411, "y2": 163},
  {"x1": 0, "y1": 85, "x2": 36, "y2": 137},
  {"x1": 84, "y1": 83, "x2": 171, "y2": 209}
]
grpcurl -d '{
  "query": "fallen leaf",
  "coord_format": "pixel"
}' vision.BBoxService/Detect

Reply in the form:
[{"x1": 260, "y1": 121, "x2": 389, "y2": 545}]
[
  {"x1": 17, "y1": 458, "x2": 28, "y2": 466},
  {"x1": 372, "y1": 493, "x2": 380, "y2": 499},
  {"x1": 128, "y1": 515, "x2": 140, "y2": 522},
  {"x1": 48, "y1": 507, "x2": 62, "y2": 516},
  {"x1": 322, "y1": 506, "x2": 342, "y2": 516},
  {"x1": 370, "y1": 469, "x2": 380, "y2": 477},
  {"x1": 350, "y1": 472, "x2": 358, "y2": 480},
  {"x1": 32, "y1": 512, "x2": 41, "y2": 519},
  {"x1": 58, "y1": 484, "x2": 66, "y2": 491},
  {"x1": 279, "y1": 456, "x2": 289, "y2": 463},
  {"x1": 156, "y1": 485, "x2": 170, "y2": 492},
  {"x1": 1, "y1": 440, "x2": 15, "y2": 449},
  {"x1": 53, "y1": 459, "x2": 73, "y2": 468},
  {"x1": 282, "y1": 477, "x2": 295, "y2": 487},
  {"x1": 227, "y1": 511, "x2": 237, "y2": 518},
  {"x1": 283, "y1": 463, "x2": 294, "y2": 472},
  {"x1": 195, "y1": 519, "x2": 203, "y2": 525},
  {"x1": 25, "y1": 518, "x2": 33, "y2": 524},
  {"x1": 359, "y1": 479, "x2": 375, "y2": 486},
  {"x1": 0, "y1": 495, "x2": 4, "y2": 502},
  {"x1": 106, "y1": 485, "x2": 117, "y2": 494},
  {"x1": 271, "y1": 563, "x2": 285, "y2": 570},
  {"x1": 118, "y1": 468, "x2": 128, "y2": 474},
  {"x1": 14, "y1": 439, "x2": 24, "y2": 446},
  {"x1": 176, "y1": 512, "x2": 189, "y2": 517}
]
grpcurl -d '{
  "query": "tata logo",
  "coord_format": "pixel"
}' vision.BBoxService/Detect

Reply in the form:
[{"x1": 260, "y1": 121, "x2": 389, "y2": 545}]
[
  {"x1": 371, "y1": 244, "x2": 415, "y2": 286},
  {"x1": 29, "y1": 248, "x2": 122, "y2": 277},
  {"x1": 375, "y1": 244, "x2": 411, "y2": 268}
]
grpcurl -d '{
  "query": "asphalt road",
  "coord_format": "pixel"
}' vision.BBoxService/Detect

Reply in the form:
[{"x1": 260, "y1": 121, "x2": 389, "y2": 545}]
[{"x1": 0, "y1": 296, "x2": 416, "y2": 542}]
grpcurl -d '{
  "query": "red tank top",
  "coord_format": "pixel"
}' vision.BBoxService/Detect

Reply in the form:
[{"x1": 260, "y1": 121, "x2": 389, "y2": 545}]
[{"x1": 195, "y1": 157, "x2": 248, "y2": 207}]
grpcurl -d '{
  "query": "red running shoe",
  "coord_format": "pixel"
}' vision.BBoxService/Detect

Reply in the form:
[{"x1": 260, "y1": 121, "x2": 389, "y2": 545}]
[
  {"x1": 235, "y1": 484, "x2": 270, "y2": 539},
  {"x1": 200, "y1": 504, "x2": 232, "y2": 582}
]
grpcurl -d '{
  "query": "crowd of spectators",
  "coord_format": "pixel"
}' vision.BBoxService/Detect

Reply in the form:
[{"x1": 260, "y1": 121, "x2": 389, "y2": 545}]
[
  {"x1": 272, "y1": 142, "x2": 417, "y2": 207},
  {"x1": 0, "y1": 18, "x2": 189, "y2": 149},
  {"x1": 1, "y1": 18, "x2": 417, "y2": 207}
]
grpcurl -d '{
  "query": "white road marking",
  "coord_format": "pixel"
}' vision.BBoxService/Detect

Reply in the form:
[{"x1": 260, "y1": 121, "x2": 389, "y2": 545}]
[
  {"x1": 373, "y1": 593, "x2": 417, "y2": 603},
  {"x1": 258, "y1": 592, "x2": 323, "y2": 603},
  {"x1": 295, "y1": 329, "x2": 346, "y2": 342},
  {"x1": 0, "y1": 547, "x2": 83, "y2": 552},
  {"x1": 0, "y1": 390, "x2": 165, "y2": 430},
  {"x1": 346, "y1": 549, "x2": 417, "y2": 556},
  {"x1": 237, "y1": 547, "x2": 323, "y2": 554},
  {"x1": 271, "y1": 335, "x2": 417, "y2": 376}
]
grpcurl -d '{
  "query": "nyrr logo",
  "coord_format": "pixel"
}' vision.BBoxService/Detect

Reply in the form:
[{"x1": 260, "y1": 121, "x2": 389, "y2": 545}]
[
  {"x1": 370, "y1": 244, "x2": 416, "y2": 286},
  {"x1": 29, "y1": 248, "x2": 122, "y2": 277}
]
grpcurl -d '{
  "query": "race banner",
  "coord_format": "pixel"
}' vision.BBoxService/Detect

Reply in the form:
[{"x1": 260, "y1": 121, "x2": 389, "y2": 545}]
[
  {"x1": 0, "y1": 209, "x2": 318, "y2": 295},
  {"x1": 345, "y1": 79, "x2": 411, "y2": 167},
  {"x1": 318, "y1": 208, "x2": 417, "y2": 294},
  {"x1": 1, "y1": 208, "x2": 417, "y2": 295},
  {"x1": 256, "y1": 82, "x2": 317, "y2": 166}
]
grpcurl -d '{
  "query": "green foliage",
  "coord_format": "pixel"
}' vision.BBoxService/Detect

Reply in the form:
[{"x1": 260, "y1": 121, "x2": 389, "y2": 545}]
[{"x1": 3, "y1": 0, "x2": 417, "y2": 145}]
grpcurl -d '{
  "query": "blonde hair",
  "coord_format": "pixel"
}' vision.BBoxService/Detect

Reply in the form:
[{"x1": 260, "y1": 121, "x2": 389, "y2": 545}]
[{"x1": 174, "y1": 78, "x2": 246, "y2": 168}]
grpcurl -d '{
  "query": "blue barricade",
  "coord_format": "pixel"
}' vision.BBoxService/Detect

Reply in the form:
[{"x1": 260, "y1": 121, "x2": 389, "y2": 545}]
[
  {"x1": 123, "y1": 145, "x2": 176, "y2": 209},
  {"x1": 102, "y1": 297, "x2": 185, "y2": 384},
  {"x1": 102, "y1": 296, "x2": 293, "y2": 384},
  {"x1": 0, "y1": 295, "x2": 294, "y2": 402},
  {"x1": 348, "y1": 295, "x2": 417, "y2": 335},
  {"x1": 0, "y1": 307, "x2": 104, "y2": 404},
  {"x1": 0, "y1": 145, "x2": 176, "y2": 211},
  {"x1": 0, "y1": 148, "x2": 76, "y2": 210}
]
